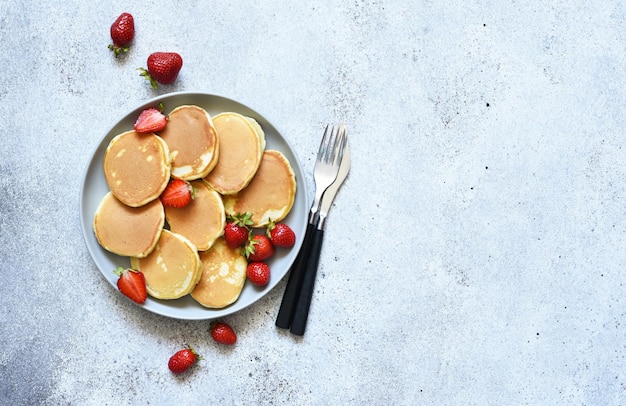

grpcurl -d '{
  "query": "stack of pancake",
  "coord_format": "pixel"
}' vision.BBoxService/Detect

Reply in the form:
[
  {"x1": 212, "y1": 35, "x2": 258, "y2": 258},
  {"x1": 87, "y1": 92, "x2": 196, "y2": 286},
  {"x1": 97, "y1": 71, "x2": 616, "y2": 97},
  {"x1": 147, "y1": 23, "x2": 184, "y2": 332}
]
[{"x1": 93, "y1": 105, "x2": 296, "y2": 309}]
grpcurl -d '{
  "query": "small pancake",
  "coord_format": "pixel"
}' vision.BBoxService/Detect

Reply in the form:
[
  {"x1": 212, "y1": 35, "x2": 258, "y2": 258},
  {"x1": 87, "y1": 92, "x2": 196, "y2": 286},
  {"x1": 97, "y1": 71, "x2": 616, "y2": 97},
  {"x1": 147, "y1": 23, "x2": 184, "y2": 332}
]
[
  {"x1": 103, "y1": 130, "x2": 171, "y2": 207},
  {"x1": 130, "y1": 230, "x2": 202, "y2": 300},
  {"x1": 191, "y1": 238, "x2": 247, "y2": 308},
  {"x1": 93, "y1": 192, "x2": 164, "y2": 258},
  {"x1": 204, "y1": 112, "x2": 265, "y2": 195},
  {"x1": 158, "y1": 105, "x2": 219, "y2": 180},
  {"x1": 164, "y1": 179, "x2": 225, "y2": 251},
  {"x1": 222, "y1": 150, "x2": 296, "y2": 227}
]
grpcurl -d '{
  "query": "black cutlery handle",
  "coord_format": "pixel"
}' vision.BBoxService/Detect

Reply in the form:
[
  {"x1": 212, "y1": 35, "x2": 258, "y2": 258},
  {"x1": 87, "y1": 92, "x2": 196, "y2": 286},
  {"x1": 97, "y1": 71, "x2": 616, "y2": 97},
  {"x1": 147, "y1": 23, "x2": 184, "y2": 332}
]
[
  {"x1": 275, "y1": 222, "x2": 316, "y2": 329},
  {"x1": 290, "y1": 227, "x2": 324, "y2": 336}
]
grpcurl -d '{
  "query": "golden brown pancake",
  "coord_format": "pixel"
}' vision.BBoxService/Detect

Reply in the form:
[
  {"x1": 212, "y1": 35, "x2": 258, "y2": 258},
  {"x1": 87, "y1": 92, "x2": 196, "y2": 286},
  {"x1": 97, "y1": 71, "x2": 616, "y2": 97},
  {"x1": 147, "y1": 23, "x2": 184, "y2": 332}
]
[
  {"x1": 130, "y1": 230, "x2": 202, "y2": 300},
  {"x1": 158, "y1": 105, "x2": 219, "y2": 180},
  {"x1": 164, "y1": 179, "x2": 225, "y2": 251},
  {"x1": 103, "y1": 130, "x2": 171, "y2": 207},
  {"x1": 93, "y1": 192, "x2": 164, "y2": 258},
  {"x1": 222, "y1": 150, "x2": 296, "y2": 227},
  {"x1": 191, "y1": 238, "x2": 247, "y2": 308},
  {"x1": 204, "y1": 112, "x2": 265, "y2": 195}
]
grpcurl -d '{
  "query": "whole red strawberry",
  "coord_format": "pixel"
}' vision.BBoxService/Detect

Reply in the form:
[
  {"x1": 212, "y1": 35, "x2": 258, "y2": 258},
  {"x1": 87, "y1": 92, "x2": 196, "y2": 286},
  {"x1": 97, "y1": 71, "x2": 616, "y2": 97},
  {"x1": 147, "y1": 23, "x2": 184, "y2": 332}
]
[
  {"x1": 113, "y1": 266, "x2": 146, "y2": 304},
  {"x1": 244, "y1": 234, "x2": 275, "y2": 262},
  {"x1": 246, "y1": 262, "x2": 271, "y2": 286},
  {"x1": 108, "y1": 12, "x2": 134, "y2": 57},
  {"x1": 210, "y1": 322, "x2": 237, "y2": 345},
  {"x1": 160, "y1": 179, "x2": 194, "y2": 208},
  {"x1": 138, "y1": 52, "x2": 183, "y2": 89},
  {"x1": 224, "y1": 212, "x2": 253, "y2": 249},
  {"x1": 266, "y1": 220, "x2": 296, "y2": 248},
  {"x1": 168, "y1": 346, "x2": 201, "y2": 374}
]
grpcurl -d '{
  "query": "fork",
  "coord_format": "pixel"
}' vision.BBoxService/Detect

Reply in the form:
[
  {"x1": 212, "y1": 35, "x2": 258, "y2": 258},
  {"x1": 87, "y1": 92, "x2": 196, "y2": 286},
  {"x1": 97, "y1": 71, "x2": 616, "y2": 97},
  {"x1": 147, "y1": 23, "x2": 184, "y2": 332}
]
[{"x1": 275, "y1": 125, "x2": 346, "y2": 329}]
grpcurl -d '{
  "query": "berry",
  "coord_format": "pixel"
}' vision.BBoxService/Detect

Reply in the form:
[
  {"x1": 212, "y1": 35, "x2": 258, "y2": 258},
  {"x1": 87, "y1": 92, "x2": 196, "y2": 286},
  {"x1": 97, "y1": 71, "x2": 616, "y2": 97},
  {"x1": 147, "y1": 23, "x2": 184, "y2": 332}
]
[
  {"x1": 134, "y1": 108, "x2": 167, "y2": 133},
  {"x1": 266, "y1": 220, "x2": 296, "y2": 248},
  {"x1": 210, "y1": 322, "x2": 237, "y2": 345},
  {"x1": 138, "y1": 52, "x2": 183, "y2": 89},
  {"x1": 246, "y1": 262, "x2": 270, "y2": 286},
  {"x1": 160, "y1": 179, "x2": 194, "y2": 208},
  {"x1": 224, "y1": 213, "x2": 253, "y2": 249},
  {"x1": 113, "y1": 267, "x2": 146, "y2": 304},
  {"x1": 108, "y1": 12, "x2": 134, "y2": 57},
  {"x1": 243, "y1": 234, "x2": 275, "y2": 262},
  {"x1": 168, "y1": 347, "x2": 200, "y2": 375}
]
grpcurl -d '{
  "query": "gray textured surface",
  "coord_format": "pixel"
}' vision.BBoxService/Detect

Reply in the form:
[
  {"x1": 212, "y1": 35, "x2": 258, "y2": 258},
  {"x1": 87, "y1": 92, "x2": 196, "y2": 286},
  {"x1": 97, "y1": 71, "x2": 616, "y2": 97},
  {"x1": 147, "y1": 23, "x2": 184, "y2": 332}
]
[{"x1": 1, "y1": 1, "x2": 625, "y2": 405}]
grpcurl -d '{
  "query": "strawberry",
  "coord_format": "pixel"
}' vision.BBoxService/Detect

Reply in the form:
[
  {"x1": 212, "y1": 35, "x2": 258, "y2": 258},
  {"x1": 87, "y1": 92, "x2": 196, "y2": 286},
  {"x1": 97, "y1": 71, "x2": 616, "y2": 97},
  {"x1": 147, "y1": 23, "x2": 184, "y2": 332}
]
[
  {"x1": 108, "y1": 12, "x2": 134, "y2": 57},
  {"x1": 168, "y1": 346, "x2": 201, "y2": 374},
  {"x1": 243, "y1": 234, "x2": 275, "y2": 262},
  {"x1": 266, "y1": 220, "x2": 296, "y2": 248},
  {"x1": 160, "y1": 179, "x2": 194, "y2": 208},
  {"x1": 113, "y1": 267, "x2": 146, "y2": 304},
  {"x1": 134, "y1": 107, "x2": 167, "y2": 133},
  {"x1": 246, "y1": 262, "x2": 271, "y2": 286},
  {"x1": 210, "y1": 322, "x2": 237, "y2": 345},
  {"x1": 224, "y1": 212, "x2": 253, "y2": 249},
  {"x1": 138, "y1": 52, "x2": 183, "y2": 89}
]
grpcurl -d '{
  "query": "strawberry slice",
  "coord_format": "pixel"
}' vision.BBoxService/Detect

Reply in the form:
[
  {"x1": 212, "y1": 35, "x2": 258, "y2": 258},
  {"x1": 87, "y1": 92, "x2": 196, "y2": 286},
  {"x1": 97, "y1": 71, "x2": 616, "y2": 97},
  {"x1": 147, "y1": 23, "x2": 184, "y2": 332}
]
[
  {"x1": 113, "y1": 267, "x2": 146, "y2": 304},
  {"x1": 160, "y1": 179, "x2": 194, "y2": 208},
  {"x1": 133, "y1": 108, "x2": 167, "y2": 133}
]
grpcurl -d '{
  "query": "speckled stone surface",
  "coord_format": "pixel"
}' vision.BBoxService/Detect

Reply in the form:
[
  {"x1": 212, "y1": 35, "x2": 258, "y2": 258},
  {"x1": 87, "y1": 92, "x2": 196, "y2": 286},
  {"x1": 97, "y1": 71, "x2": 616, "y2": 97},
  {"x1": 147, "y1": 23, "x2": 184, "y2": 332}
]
[{"x1": 1, "y1": 1, "x2": 626, "y2": 405}]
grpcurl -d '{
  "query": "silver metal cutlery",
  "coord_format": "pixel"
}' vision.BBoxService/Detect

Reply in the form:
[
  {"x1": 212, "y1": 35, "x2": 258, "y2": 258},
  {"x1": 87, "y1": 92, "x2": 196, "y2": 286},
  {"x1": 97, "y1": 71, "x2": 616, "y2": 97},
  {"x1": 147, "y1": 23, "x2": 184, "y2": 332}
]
[{"x1": 276, "y1": 124, "x2": 350, "y2": 335}]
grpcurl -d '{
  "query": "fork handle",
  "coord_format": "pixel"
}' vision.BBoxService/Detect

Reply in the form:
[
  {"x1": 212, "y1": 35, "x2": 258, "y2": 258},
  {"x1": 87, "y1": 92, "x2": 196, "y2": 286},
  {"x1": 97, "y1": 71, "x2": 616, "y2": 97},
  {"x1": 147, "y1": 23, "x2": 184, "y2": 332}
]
[
  {"x1": 275, "y1": 222, "x2": 316, "y2": 329},
  {"x1": 290, "y1": 227, "x2": 324, "y2": 336}
]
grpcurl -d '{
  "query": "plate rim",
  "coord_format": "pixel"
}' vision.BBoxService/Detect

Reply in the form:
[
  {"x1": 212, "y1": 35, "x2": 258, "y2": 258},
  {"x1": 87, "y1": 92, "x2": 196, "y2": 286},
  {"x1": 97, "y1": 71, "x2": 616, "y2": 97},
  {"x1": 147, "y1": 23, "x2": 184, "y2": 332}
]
[{"x1": 79, "y1": 91, "x2": 309, "y2": 320}]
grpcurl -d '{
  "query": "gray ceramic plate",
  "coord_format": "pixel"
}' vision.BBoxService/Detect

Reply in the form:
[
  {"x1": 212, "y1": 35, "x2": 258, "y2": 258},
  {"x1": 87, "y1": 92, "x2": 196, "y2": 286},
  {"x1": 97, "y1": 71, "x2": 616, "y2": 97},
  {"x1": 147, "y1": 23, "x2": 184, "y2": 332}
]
[{"x1": 80, "y1": 92, "x2": 308, "y2": 320}]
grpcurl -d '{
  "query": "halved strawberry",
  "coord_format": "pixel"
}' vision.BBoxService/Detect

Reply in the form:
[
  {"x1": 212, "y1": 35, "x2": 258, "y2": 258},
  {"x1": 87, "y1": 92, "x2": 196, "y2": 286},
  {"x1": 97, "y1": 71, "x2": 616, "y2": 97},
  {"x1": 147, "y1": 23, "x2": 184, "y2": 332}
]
[
  {"x1": 160, "y1": 179, "x2": 194, "y2": 208},
  {"x1": 113, "y1": 267, "x2": 146, "y2": 304},
  {"x1": 134, "y1": 107, "x2": 167, "y2": 133}
]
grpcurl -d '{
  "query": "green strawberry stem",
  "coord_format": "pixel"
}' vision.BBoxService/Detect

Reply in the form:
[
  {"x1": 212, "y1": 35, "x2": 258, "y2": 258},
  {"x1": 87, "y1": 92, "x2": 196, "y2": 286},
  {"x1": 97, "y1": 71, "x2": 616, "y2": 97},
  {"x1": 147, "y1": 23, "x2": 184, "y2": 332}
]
[{"x1": 137, "y1": 68, "x2": 158, "y2": 90}]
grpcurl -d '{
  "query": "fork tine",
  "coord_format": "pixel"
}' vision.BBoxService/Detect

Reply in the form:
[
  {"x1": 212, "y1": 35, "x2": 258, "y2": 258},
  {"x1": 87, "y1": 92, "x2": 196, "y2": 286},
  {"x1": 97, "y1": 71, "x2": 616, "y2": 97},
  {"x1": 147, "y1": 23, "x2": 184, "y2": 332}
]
[
  {"x1": 332, "y1": 125, "x2": 347, "y2": 167},
  {"x1": 317, "y1": 125, "x2": 330, "y2": 162},
  {"x1": 323, "y1": 125, "x2": 337, "y2": 164}
]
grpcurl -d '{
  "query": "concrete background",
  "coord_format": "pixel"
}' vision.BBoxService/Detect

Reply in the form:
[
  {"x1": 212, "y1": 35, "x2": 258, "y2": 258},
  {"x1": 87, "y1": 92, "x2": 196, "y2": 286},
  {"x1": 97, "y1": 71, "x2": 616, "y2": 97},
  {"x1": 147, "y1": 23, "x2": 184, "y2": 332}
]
[{"x1": 1, "y1": 1, "x2": 625, "y2": 404}]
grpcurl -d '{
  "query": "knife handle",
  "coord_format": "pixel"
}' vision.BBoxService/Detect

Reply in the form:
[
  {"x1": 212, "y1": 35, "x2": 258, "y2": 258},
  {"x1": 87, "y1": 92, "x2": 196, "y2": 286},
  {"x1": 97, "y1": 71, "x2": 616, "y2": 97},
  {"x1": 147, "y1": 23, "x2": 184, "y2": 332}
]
[
  {"x1": 290, "y1": 227, "x2": 324, "y2": 336},
  {"x1": 275, "y1": 222, "x2": 316, "y2": 329}
]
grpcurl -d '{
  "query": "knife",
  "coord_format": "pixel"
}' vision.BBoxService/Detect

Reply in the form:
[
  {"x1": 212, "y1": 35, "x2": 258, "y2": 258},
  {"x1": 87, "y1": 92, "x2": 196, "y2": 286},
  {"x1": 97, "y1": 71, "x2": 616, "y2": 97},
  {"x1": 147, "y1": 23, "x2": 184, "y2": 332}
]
[{"x1": 290, "y1": 138, "x2": 351, "y2": 335}]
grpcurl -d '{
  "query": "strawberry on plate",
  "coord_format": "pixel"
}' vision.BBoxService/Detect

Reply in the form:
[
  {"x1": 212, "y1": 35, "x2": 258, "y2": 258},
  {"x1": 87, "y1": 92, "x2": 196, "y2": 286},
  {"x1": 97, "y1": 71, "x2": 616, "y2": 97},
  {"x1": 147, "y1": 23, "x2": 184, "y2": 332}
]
[
  {"x1": 138, "y1": 52, "x2": 183, "y2": 89},
  {"x1": 266, "y1": 220, "x2": 296, "y2": 248},
  {"x1": 168, "y1": 346, "x2": 201, "y2": 374},
  {"x1": 246, "y1": 262, "x2": 270, "y2": 286},
  {"x1": 224, "y1": 212, "x2": 253, "y2": 249},
  {"x1": 108, "y1": 12, "x2": 134, "y2": 57},
  {"x1": 243, "y1": 234, "x2": 275, "y2": 262},
  {"x1": 160, "y1": 179, "x2": 194, "y2": 208},
  {"x1": 134, "y1": 107, "x2": 167, "y2": 133},
  {"x1": 113, "y1": 266, "x2": 146, "y2": 304},
  {"x1": 210, "y1": 322, "x2": 237, "y2": 345}
]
